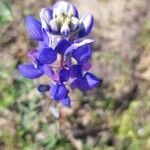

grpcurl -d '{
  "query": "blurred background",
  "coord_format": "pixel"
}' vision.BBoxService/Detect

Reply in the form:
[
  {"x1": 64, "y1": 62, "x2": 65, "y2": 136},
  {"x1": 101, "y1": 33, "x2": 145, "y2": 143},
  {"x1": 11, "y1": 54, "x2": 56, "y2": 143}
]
[{"x1": 0, "y1": 0, "x2": 150, "y2": 149}]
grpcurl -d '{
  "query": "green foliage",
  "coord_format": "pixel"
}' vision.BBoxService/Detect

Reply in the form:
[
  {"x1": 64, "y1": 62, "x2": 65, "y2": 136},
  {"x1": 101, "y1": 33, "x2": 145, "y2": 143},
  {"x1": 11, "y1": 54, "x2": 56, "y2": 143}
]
[
  {"x1": 0, "y1": 65, "x2": 33, "y2": 110},
  {"x1": 0, "y1": 0, "x2": 12, "y2": 26},
  {"x1": 114, "y1": 97, "x2": 150, "y2": 150},
  {"x1": 0, "y1": 66, "x2": 15, "y2": 109},
  {"x1": 137, "y1": 21, "x2": 150, "y2": 49},
  {"x1": 16, "y1": 96, "x2": 73, "y2": 150}
]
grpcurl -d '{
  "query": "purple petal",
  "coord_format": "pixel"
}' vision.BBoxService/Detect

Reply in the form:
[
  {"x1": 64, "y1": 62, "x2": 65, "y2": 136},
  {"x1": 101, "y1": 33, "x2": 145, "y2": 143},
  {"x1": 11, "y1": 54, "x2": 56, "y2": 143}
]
[
  {"x1": 18, "y1": 64, "x2": 44, "y2": 79},
  {"x1": 70, "y1": 17, "x2": 79, "y2": 32},
  {"x1": 69, "y1": 65, "x2": 82, "y2": 78},
  {"x1": 25, "y1": 16, "x2": 43, "y2": 41},
  {"x1": 52, "y1": 1, "x2": 78, "y2": 18},
  {"x1": 64, "y1": 39, "x2": 94, "y2": 55},
  {"x1": 71, "y1": 77, "x2": 86, "y2": 90},
  {"x1": 49, "y1": 19, "x2": 59, "y2": 34},
  {"x1": 38, "y1": 48, "x2": 57, "y2": 64},
  {"x1": 65, "y1": 2, "x2": 78, "y2": 18},
  {"x1": 59, "y1": 68, "x2": 69, "y2": 82},
  {"x1": 39, "y1": 8, "x2": 53, "y2": 31},
  {"x1": 55, "y1": 38, "x2": 71, "y2": 54},
  {"x1": 42, "y1": 29, "x2": 49, "y2": 46},
  {"x1": 37, "y1": 41, "x2": 47, "y2": 50},
  {"x1": 65, "y1": 55, "x2": 72, "y2": 67},
  {"x1": 61, "y1": 23, "x2": 70, "y2": 37},
  {"x1": 71, "y1": 72, "x2": 100, "y2": 91},
  {"x1": 72, "y1": 45, "x2": 92, "y2": 64},
  {"x1": 37, "y1": 84, "x2": 50, "y2": 92},
  {"x1": 82, "y1": 60, "x2": 92, "y2": 71},
  {"x1": 78, "y1": 13, "x2": 94, "y2": 38},
  {"x1": 50, "y1": 83, "x2": 68, "y2": 100},
  {"x1": 61, "y1": 97, "x2": 71, "y2": 107},
  {"x1": 85, "y1": 72, "x2": 100, "y2": 89}
]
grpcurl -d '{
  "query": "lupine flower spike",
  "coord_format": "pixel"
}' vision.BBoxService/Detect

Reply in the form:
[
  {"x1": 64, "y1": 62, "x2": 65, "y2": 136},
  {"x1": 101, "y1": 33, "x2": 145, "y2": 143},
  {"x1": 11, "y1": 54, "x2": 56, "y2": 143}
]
[{"x1": 19, "y1": 1, "x2": 101, "y2": 108}]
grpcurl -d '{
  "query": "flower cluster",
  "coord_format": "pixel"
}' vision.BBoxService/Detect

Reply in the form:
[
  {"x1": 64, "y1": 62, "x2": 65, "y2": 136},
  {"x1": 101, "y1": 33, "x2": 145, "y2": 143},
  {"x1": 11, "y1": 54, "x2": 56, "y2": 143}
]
[{"x1": 19, "y1": 1, "x2": 101, "y2": 107}]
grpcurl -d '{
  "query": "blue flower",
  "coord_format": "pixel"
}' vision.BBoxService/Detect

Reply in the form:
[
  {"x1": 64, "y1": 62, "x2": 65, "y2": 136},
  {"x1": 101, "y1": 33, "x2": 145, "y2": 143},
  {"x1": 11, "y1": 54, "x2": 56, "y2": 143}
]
[
  {"x1": 38, "y1": 84, "x2": 50, "y2": 92},
  {"x1": 71, "y1": 72, "x2": 101, "y2": 91},
  {"x1": 37, "y1": 48, "x2": 57, "y2": 64},
  {"x1": 18, "y1": 47, "x2": 57, "y2": 79},
  {"x1": 18, "y1": 64, "x2": 44, "y2": 79},
  {"x1": 61, "y1": 96, "x2": 71, "y2": 107},
  {"x1": 72, "y1": 44, "x2": 92, "y2": 65},
  {"x1": 50, "y1": 83, "x2": 70, "y2": 107},
  {"x1": 40, "y1": 1, "x2": 78, "y2": 36},
  {"x1": 25, "y1": 16, "x2": 43, "y2": 41},
  {"x1": 77, "y1": 13, "x2": 94, "y2": 38},
  {"x1": 25, "y1": 1, "x2": 94, "y2": 41},
  {"x1": 19, "y1": 1, "x2": 101, "y2": 108},
  {"x1": 39, "y1": 1, "x2": 93, "y2": 37},
  {"x1": 59, "y1": 68, "x2": 69, "y2": 82},
  {"x1": 55, "y1": 38, "x2": 71, "y2": 55},
  {"x1": 69, "y1": 65, "x2": 82, "y2": 78}
]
